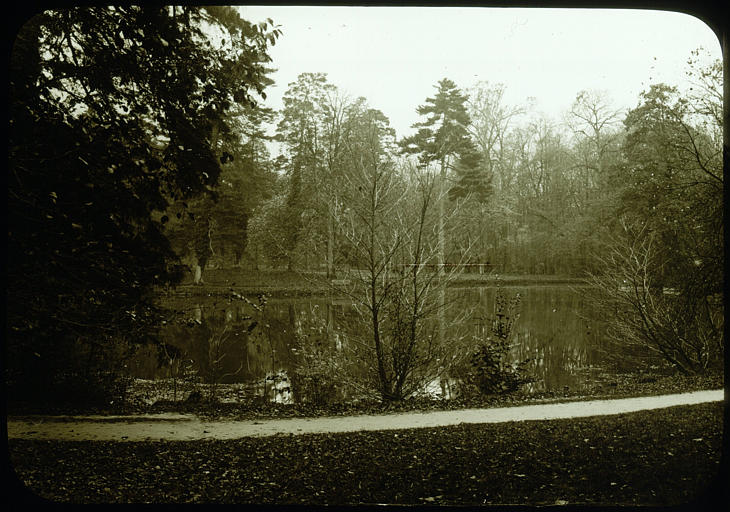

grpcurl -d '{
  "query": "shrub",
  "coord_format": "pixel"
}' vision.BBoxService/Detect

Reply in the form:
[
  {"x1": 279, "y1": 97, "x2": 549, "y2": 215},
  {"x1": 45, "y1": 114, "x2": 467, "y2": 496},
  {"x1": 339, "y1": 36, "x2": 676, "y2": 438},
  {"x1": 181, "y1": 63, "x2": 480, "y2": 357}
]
[
  {"x1": 466, "y1": 336, "x2": 532, "y2": 394},
  {"x1": 6, "y1": 335, "x2": 135, "y2": 409},
  {"x1": 586, "y1": 221, "x2": 724, "y2": 375},
  {"x1": 458, "y1": 283, "x2": 532, "y2": 396}
]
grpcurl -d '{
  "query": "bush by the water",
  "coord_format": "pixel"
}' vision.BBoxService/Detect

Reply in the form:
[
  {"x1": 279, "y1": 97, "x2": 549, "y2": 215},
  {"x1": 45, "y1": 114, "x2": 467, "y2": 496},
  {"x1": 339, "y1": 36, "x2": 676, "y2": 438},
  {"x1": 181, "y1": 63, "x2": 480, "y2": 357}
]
[
  {"x1": 289, "y1": 324, "x2": 349, "y2": 406},
  {"x1": 455, "y1": 284, "x2": 532, "y2": 396},
  {"x1": 464, "y1": 338, "x2": 533, "y2": 395}
]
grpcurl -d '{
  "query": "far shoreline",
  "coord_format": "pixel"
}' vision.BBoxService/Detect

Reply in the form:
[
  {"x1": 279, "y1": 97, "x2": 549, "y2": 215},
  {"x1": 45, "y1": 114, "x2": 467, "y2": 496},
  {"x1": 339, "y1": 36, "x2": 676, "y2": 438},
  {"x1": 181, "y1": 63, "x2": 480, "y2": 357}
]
[{"x1": 161, "y1": 269, "x2": 587, "y2": 298}]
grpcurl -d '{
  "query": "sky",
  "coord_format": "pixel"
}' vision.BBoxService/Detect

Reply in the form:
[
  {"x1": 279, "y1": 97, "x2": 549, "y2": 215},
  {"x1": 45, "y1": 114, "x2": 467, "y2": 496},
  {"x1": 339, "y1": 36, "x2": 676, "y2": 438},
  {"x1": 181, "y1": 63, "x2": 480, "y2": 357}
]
[{"x1": 238, "y1": 5, "x2": 722, "y2": 145}]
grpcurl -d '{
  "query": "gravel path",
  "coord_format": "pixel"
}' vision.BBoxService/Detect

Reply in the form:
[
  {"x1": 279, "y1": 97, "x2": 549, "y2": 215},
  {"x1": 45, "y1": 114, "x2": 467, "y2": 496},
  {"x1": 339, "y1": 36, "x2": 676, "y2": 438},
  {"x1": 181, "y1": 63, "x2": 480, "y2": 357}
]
[{"x1": 7, "y1": 389, "x2": 723, "y2": 442}]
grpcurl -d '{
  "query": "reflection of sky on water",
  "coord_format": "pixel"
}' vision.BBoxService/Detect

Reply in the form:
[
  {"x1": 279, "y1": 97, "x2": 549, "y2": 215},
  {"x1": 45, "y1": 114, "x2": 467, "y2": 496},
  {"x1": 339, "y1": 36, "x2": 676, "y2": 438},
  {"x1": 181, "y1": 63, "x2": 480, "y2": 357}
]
[{"x1": 130, "y1": 286, "x2": 649, "y2": 394}]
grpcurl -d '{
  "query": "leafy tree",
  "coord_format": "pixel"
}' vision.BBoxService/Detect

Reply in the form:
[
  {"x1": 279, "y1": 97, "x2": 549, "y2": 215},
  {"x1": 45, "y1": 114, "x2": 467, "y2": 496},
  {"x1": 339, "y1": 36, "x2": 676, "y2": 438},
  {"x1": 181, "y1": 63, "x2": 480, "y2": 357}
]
[
  {"x1": 620, "y1": 82, "x2": 722, "y2": 295},
  {"x1": 247, "y1": 192, "x2": 297, "y2": 269},
  {"x1": 267, "y1": 73, "x2": 363, "y2": 275},
  {"x1": 212, "y1": 104, "x2": 279, "y2": 268},
  {"x1": 268, "y1": 72, "x2": 334, "y2": 270},
  {"x1": 7, "y1": 6, "x2": 280, "y2": 404},
  {"x1": 400, "y1": 79, "x2": 478, "y2": 171},
  {"x1": 165, "y1": 103, "x2": 279, "y2": 281},
  {"x1": 447, "y1": 147, "x2": 492, "y2": 203}
]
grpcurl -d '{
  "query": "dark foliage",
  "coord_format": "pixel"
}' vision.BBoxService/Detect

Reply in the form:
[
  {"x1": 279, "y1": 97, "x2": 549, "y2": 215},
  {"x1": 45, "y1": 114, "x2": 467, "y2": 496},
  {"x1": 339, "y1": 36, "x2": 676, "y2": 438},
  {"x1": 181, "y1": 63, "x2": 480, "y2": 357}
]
[
  {"x1": 586, "y1": 81, "x2": 724, "y2": 375},
  {"x1": 467, "y1": 337, "x2": 533, "y2": 395},
  {"x1": 5, "y1": 367, "x2": 722, "y2": 419},
  {"x1": 620, "y1": 83, "x2": 723, "y2": 299},
  {"x1": 164, "y1": 104, "x2": 279, "y2": 275},
  {"x1": 7, "y1": 6, "x2": 279, "y2": 404},
  {"x1": 400, "y1": 78, "x2": 491, "y2": 202}
]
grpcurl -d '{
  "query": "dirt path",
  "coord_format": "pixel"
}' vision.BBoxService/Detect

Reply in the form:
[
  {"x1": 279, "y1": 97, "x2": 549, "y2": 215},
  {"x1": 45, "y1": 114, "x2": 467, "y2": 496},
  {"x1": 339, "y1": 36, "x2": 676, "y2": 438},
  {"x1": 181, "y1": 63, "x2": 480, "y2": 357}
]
[{"x1": 7, "y1": 389, "x2": 723, "y2": 442}]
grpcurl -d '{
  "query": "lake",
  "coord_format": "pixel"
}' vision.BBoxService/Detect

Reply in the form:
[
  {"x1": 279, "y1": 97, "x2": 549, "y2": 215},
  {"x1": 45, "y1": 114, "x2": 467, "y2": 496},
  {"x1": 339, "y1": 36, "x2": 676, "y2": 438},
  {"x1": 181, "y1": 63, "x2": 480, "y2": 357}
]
[{"x1": 128, "y1": 284, "x2": 644, "y2": 401}]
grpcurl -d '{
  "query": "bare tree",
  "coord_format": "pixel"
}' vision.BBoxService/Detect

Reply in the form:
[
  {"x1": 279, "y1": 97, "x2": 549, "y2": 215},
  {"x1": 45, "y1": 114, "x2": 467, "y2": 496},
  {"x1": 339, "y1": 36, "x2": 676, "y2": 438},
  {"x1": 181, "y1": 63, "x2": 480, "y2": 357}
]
[
  {"x1": 585, "y1": 219, "x2": 723, "y2": 374},
  {"x1": 335, "y1": 146, "x2": 472, "y2": 400},
  {"x1": 466, "y1": 81, "x2": 525, "y2": 192},
  {"x1": 565, "y1": 89, "x2": 623, "y2": 195}
]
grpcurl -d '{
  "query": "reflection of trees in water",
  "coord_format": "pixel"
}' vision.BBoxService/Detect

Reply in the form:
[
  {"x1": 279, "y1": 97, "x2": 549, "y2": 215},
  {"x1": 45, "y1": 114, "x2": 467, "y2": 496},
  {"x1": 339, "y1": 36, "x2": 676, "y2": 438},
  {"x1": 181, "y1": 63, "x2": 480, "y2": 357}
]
[
  {"x1": 138, "y1": 286, "x2": 632, "y2": 391},
  {"x1": 146, "y1": 300, "x2": 293, "y2": 383},
  {"x1": 511, "y1": 331, "x2": 588, "y2": 391},
  {"x1": 448, "y1": 286, "x2": 610, "y2": 391},
  {"x1": 154, "y1": 300, "x2": 352, "y2": 384}
]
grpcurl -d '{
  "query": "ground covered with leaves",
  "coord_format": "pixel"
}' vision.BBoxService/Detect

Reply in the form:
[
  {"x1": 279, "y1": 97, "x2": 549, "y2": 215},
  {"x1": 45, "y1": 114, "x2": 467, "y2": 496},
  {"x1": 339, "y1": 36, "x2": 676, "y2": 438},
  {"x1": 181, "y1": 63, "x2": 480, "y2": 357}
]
[{"x1": 8, "y1": 402, "x2": 724, "y2": 505}]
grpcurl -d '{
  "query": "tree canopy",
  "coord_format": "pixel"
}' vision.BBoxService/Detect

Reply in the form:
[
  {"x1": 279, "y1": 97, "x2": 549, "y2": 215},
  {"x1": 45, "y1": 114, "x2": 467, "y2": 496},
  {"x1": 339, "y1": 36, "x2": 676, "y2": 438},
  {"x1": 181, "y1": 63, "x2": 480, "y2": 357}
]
[{"x1": 7, "y1": 6, "x2": 280, "y2": 400}]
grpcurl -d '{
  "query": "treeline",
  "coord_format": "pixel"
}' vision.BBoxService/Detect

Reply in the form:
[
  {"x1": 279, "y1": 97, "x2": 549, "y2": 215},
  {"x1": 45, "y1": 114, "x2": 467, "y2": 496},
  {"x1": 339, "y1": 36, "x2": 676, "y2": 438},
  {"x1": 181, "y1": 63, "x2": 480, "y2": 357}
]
[{"x1": 183, "y1": 52, "x2": 722, "y2": 282}]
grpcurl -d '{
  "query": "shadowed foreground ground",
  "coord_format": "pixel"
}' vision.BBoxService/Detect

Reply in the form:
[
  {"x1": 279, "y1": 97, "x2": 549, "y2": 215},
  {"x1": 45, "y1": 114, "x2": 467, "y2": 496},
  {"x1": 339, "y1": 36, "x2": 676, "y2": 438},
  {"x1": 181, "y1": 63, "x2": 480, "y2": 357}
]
[{"x1": 8, "y1": 401, "x2": 725, "y2": 506}]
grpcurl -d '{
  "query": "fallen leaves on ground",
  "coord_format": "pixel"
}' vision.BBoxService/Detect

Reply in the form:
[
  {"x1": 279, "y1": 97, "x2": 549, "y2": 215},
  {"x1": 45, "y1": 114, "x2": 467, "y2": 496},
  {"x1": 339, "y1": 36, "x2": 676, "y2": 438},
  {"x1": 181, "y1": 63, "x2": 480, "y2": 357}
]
[{"x1": 8, "y1": 402, "x2": 723, "y2": 506}]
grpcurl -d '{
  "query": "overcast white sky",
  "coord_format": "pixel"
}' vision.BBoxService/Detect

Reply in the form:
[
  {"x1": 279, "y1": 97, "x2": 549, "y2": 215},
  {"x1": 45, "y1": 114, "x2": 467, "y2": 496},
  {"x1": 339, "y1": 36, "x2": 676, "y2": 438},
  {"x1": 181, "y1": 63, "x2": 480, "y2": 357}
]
[{"x1": 238, "y1": 5, "x2": 721, "y2": 144}]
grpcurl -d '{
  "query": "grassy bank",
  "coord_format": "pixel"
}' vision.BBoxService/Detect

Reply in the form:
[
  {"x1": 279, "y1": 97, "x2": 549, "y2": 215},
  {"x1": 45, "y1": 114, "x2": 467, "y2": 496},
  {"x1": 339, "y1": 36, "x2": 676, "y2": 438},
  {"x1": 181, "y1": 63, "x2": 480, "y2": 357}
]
[{"x1": 9, "y1": 402, "x2": 724, "y2": 505}]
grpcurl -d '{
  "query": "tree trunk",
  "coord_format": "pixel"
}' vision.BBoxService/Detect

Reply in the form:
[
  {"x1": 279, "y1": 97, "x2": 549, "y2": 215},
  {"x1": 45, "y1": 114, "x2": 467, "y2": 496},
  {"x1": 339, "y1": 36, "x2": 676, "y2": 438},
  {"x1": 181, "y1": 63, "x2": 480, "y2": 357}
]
[
  {"x1": 433, "y1": 158, "x2": 448, "y2": 366},
  {"x1": 437, "y1": 285, "x2": 446, "y2": 363},
  {"x1": 372, "y1": 306, "x2": 392, "y2": 400},
  {"x1": 327, "y1": 210, "x2": 335, "y2": 278},
  {"x1": 438, "y1": 158, "x2": 446, "y2": 273}
]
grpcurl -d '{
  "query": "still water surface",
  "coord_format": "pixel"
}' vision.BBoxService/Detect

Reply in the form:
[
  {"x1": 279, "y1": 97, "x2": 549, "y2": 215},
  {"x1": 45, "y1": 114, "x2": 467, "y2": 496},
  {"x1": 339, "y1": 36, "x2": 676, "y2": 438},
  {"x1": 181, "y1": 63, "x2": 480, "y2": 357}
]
[{"x1": 130, "y1": 285, "x2": 632, "y2": 399}]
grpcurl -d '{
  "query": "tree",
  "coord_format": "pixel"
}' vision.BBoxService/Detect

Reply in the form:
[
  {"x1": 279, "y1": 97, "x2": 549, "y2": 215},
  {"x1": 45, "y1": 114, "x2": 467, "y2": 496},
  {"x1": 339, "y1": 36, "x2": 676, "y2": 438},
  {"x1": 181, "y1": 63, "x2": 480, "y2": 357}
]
[
  {"x1": 7, "y1": 6, "x2": 280, "y2": 403},
  {"x1": 247, "y1": 192, "x2": 297, "y2": 269},
  {"x1": 587, "y1": 58, "x2": 723, "y2": 375},
  {"x1": 560, "y1": 90, "x2": 626, "y2": 274},
  {"x1": 445, "y1": 82, "x2": 525, "y2": 269},
  {"x1": 585, "y1": 220, "x2": 723, "y2": 374},
  {"x1": 165, "y1": 103, "x2": 279, "y2": 281},
  {"x1": 331, "y1": 104, "x2": 470, "y2": 400},
  {"x1": 268, "y1": 72, "x2": 335, "y2": 271},
  {"x1": 318, "y1": 88, "x2": 356, "y2": 277},
  {"x1": 503, "y1": 117, "x2": 577, "y2": 274},
  {"x1": 620, "y1": 81, "x2": 722, "y2": 296},
  {"x1": 466, "y1": 81, "x2": 524, "y2": 192},
  {"x1": 566, "y1": 89, "x2": 623, "y2": 193},
  {"x1": 268, "y1": 73, "x2": 363, "y2": 275},
  {"x1": 213, "y1": 103, "x2": 279, "y2": 268},
  {"x1": 400, "y1": 78, "x2": 486, "y2": 270}
]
